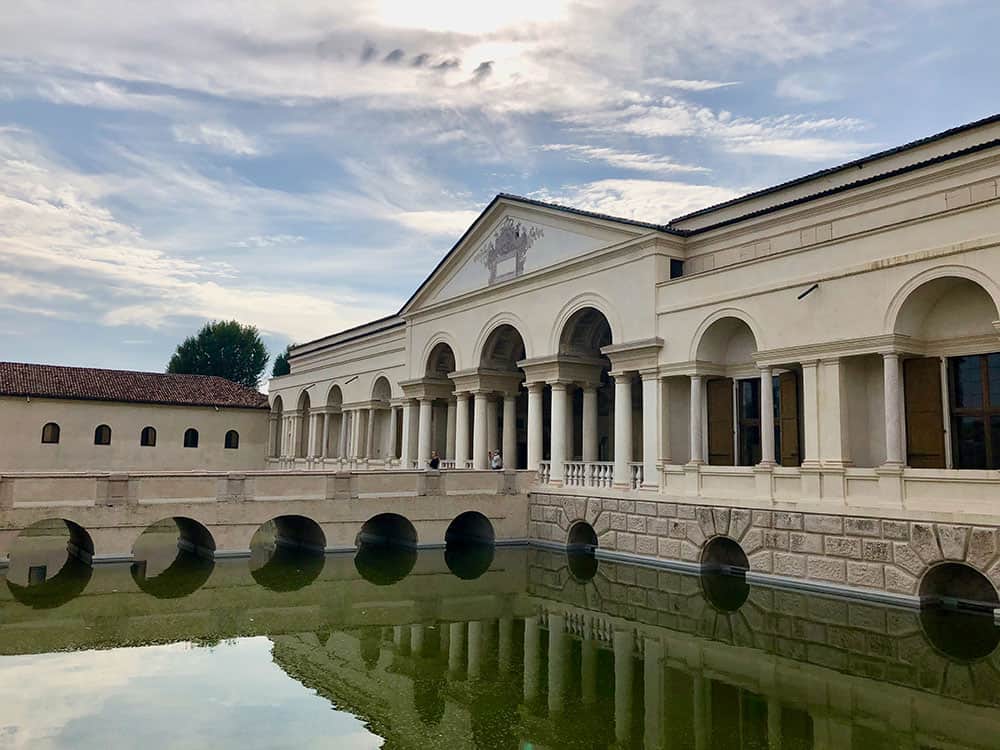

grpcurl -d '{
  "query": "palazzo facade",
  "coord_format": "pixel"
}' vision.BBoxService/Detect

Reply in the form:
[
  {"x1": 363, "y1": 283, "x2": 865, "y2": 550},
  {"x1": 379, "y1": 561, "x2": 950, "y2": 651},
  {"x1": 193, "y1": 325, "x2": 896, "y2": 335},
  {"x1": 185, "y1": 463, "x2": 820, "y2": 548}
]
[{"x1": 269, "y1": 115, "x2": 1000, "y2": 599}]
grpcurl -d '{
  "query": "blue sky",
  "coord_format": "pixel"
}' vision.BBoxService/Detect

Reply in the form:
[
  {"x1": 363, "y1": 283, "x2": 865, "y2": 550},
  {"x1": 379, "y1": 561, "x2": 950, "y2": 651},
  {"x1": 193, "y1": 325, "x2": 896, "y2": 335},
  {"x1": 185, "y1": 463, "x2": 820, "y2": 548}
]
[{"x1": 0, "y1": 1, "x2": 997, "y2": 378}]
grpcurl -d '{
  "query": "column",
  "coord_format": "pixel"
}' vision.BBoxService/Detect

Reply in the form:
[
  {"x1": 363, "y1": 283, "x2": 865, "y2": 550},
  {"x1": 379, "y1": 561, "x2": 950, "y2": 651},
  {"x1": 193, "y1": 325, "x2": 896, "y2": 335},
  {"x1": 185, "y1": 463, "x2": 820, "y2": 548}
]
[
  {"x1": 581, "y1": 635, "x2": 597, "y2": 704},
  {"x1": 352, "y1": 410, "x2": 364, "y2": 459},
  {"x1": 820, "y1": 358, "x2": 851, "y2": 467},
  {"x1": 473, "y1": 392, "x2": 489, "y2": 469},
  {"x1": 498, "y1": 616, "x2": 513, "y2": 673},
  {"x1": 467, "y1": 620, "x2": 483, "y2": 680},
  {"x1": 614, "y1": 629, "x2": 634, "y2": 746},
  {"x1": 338, "y1": 411, "x2": 349, "y2": 458},
  {"x1": 883, "y1": 352, "x2": 903, "y2": 465},
  {"x1": 550, "y1": 382, "x2": 568, "y2": 484},
  {"x1": 487, "y1": 398, "x2": 499, "y2": 454},
  {"x1": 660, "y1": 377, "x2": 672, "y2": 464},
  {"x1": 366, "y1": 407, "x2": 376, "y2": 459},
  {"x1": 502, "y1": 393, "x2": 517, "y2": 469},
  {"x1": 446, "y1": 398, "x2": 457, "y2": 461},
  {"x1": 455, "y1": 393, "x2": 470, "y2": 467},
  {"x1": 320, "y1": 411, "x2": 330, "y2": 459},
  {"x1": 523, "y1": 615, "x2": 540, "y2": 704},
  {"x1": 582, "y1": 385, "x2": 599, "y2": 462},
  {"x1": 613, "y1": 374, "x2": 633, "y2": 487},
  {"x1": 759, "y1": 366, "x2": 776, "y2": 465},
  {"x1": 294, "y1": 412, "x2": 305, "y2": 458},
  {"x1": 565, "y1": 385, "x2": 575, "y2": 460},
  {"x1": 768, "y1": 698, "x2": 782, "y2": 750},
  {"x1": 400, "y1": 401, "x2": 413, "y2": 467},
  {"x1": 642, "y1": 371, "x2": 660, "y2": 488},
  {"x1": 267, "y1": 416, "x2": 278, "y2": 458},
  {"x1": 689, "y1": 375, "x2": 704, "y2": 463},
  {"x1": 417, "y1": 397, "x2": 433, "y2": 469},
  {"x1": 410, "y1": 624, "x2": 425, "y2": 657},
  {"x1": 527, "y1": 383, "x2": 544, "y2": 471},
  {"x1": 644, "y1": 639, "x2": 664, "y2": 750},
  {"x1": 448, "y1": 621, "x2": 465, "y2": 676},
  {"x1": 801, "y1": 361, "x2": 820, "y2": 467},
  {"x1": 387, "y1": 406, "x2": 399, "y2": 459},
  {"x1": 547, "y1": 613, "x2": 567, "y2": 714}
]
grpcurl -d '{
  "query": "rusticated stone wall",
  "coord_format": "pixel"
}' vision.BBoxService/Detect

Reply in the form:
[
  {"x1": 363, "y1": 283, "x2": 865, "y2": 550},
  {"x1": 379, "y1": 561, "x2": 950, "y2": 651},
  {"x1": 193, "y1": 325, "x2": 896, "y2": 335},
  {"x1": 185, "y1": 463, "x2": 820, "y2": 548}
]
[{"x1": 528, "y1": 492, "x2": 1000, "y2": 600}]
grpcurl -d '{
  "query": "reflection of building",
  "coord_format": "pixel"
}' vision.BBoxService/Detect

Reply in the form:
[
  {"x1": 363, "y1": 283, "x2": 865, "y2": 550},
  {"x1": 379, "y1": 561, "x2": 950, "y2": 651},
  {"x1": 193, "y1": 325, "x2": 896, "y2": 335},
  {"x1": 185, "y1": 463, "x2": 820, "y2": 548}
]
[{"x1": 0, "y1": 363, "x2": 269, "y2": 471}]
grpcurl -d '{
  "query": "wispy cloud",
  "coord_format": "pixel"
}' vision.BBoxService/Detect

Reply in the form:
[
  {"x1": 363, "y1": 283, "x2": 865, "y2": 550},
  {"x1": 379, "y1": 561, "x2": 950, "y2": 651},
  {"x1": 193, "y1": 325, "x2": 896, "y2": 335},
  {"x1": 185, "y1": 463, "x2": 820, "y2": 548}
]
[
  {"x1": 644, "y1": 78, "x2": 741, "y2": 91},
  {"x1": 172, "y1": 123, "x2": 260, "y2": 156},
  {"x1": 541, "y1": 144, "x2": 709, "y2": 174}
]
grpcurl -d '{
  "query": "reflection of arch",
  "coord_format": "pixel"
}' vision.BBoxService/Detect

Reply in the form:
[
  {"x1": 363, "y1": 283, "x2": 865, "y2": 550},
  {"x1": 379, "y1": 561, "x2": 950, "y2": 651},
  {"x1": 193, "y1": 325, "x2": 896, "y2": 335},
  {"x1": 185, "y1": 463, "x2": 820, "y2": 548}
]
[
  {"x1": 567, "y1": 521, "x2": 598, "y2": 550},
  {"x1": 357, "y1": 513, "x2": 418, "y2": 548},
  {"x1": 354, "y1": 544, "x2": 417, "y2": 585},
  {"x1": 7, "y1": 557, "x2": 92, "y2": 609},
  {"x1": 250, "y1": 545, "x2": 325, "y2": 592},
  {"x1": 700, "y1": 536, "x2": 750, "y2": 612},
  {"x1": 248, "y1": 516, "x2": 326, "y2": 593},
  {"x1": 131, "y1": 551, "x2": 213, "y2": 599},
  {"x1": 445, "y1": 512, "x2": 495, "y2": 545},
  {"x1": 550, "y1": 294, "x2": 622, "y2": 353},
  {"x1": 885, "y1": 265, "x2": 1000, "y2": 336},
  {"x1": 371, "y1": 375, "x2": 392, "y2": 403},
  {"x1": 693, "y1": 314, "x2": 760, "y2": 366},
  {"x1": 425, "y1": 341, "x2": 458, "y2": 377},
  {"x1": 444, "y1": 512, "x2": 495, "y2": 580},
  {"x1": 558, "y1": 306, "x2": 613, "y2": 356},
  {"x1": 919, "y1": 561, "x2": 999, "y2": 611},
  {"x1": 920, "y1": 607, "x2": 1000, "y2": 662},
  {"x1": 473, "y1": 313, "x2": 533, "y2": 366}
]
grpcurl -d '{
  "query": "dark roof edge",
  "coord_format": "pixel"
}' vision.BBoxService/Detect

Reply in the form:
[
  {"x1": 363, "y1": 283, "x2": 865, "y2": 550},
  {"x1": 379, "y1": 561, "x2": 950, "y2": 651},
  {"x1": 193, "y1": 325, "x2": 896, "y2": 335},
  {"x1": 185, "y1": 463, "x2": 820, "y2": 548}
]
[
  {"x1": 289, "y1": 314, "x2": 405, "y2": 355},
  {"x1": 669, "y1": 112, "x2": 1000, "y2": 224}
]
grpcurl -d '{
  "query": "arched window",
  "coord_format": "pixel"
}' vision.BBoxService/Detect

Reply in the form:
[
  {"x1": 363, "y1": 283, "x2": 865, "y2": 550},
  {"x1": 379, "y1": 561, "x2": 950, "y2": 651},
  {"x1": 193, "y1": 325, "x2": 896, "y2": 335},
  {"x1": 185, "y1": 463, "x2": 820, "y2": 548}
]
[
  {"x1": 140, "y1": 426, "x2": 157, "y2": 447},
  {"x1": 224, "y1": 430, "x2": 240, "y2": 449},
  {"x1": 94, "y1": 424, "x2": 112, "y2": 445},
  {"x1": 41, "y1": 422, "x2": 60, "y2": 444},
  {"x1": 183, "y1": 428, "x2": 199, "y2": 448}
]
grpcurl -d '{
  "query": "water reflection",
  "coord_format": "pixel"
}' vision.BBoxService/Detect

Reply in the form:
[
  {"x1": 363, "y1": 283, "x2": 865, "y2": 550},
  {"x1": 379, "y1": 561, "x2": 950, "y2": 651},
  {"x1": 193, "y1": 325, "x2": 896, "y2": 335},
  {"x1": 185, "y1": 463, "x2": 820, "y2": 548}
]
[
  {"x1": 921, "y1": 607, "x2": 1000, "y2": 662},
  {"x1": 250, "y1": 544, "x2": 326, "y2": 592},
  {"x1": 131, "y1": 551, "x2": 214, "y2": 599},
  {"x1": 700, "y1": 570, "x2": 750, "y2": 612},
  {"x1": 445, "y1": 540, "x2": 495, "y2": 580},
  {"x1": 567, "y1": 549, "x2": 598, "y2": 582},
  {"x1": 6, "y1": 556, "x2": 92, "y2": 610},
  {"x1": 354, "y1": 542, "x2": 417, "y2": 585}
]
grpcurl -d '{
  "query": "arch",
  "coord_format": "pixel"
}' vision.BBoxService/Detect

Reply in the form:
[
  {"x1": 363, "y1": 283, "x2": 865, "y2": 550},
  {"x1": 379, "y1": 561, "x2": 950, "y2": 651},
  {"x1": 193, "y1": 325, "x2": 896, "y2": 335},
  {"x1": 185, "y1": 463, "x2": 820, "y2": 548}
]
[
  {"x1": 700, "y1": 536, "x2": 750, "y2": 573},
  {"x1": 296, "y1": 390, "x2": 311, "y2": 458},
  {"x1": 478, "y1": 323, "x2": 528, "y2": 371},
  {"x1": 568, "y1": 521, "x2": 598, "y2": 550},
  {"x1": 94, "y1": 424, "x2": 111, "y2": 445},
  {"x1": 132, "y1": 517, "x2": 216, "y2": 561},
  {"x1": 8, "y1": 518, "x2": 94, "y2": 569},
  {"x1": 445, "y1": 511, "x2": 495, "y2": 545},
  {"x1": 920, "y1": 607, "x2": 1000, "y2": 662},
  {"x1": 325, "y1": 384, "x2": 343, "y2": 408},
  {"x1": 692, "y1": 312, "x2": 760, "y2": 366},
  {"x1": 371, "y1": 375, "x2": 392, "y2": 402},
  {"x1": 270, "y1": 394, "x2": 285, "y2": 412},
  {"x1": 6, "y1": 556, "x2": 91, "y2": 609},
  {"x1": 885, "y1": 265, "x2": 1000, "y2": 335},
  {"x1": 41, "y1": 422, "x2": 60, "y2": 444},
  {"x1": 424, "y1": 340, "x2": 458, "y2": 378},
  {"x1": 700, "y1": 536, "x2": 750, "y2": 612},
  {"x1": 224, "y1": 429, "x2": 240, "y2": 449},
  {"x1": 918, "y1": 561, "x2": 999, "y2": 611},
  {"x1": 130, "y1": 546, "x2": 214, "y2": 600},
  {"x1": 473, "y1": 313, "x2": 533, "y2": 366},
  {"x1": 549, "y1": 293, "x2": 623, "y2": 354},
  {"x1": 6, "y1": 518, "x2": 95, "y2": 608},
  {"x1": 444, "y1": 512, "x2": 495, "y2": 580},
  {"x1": 557, "y1": 305, "x2": 614, "y2": 357},
  {"x1": 356, "y1": 513, "x2": 418, "y2": 548},
  {"x1": 183, "y1": 427, "x2": 199, "y2": 448},
  {"x1": 140, "y1": 426, "x2": 157, "y2": 447},
  {"x1": 567, "y1": 521, "x2": 599, "y2": 582},
  {"x1": 129, "y1": 517, "x2": 215, "y2": 599},
  {"x1": 249, "y1": 515, "x2": 326, "y2": 591}
]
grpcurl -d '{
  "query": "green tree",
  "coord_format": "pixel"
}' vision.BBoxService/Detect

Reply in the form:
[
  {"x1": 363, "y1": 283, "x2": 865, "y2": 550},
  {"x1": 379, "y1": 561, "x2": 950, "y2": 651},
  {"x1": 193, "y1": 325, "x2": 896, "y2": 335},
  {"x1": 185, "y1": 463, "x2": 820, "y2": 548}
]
[
  {"x1": 166, "y1": 320, "x2": 269, "y2": 388},
  {"x1": 271, "y1": 344, "x2": 292, "y2": 377}
]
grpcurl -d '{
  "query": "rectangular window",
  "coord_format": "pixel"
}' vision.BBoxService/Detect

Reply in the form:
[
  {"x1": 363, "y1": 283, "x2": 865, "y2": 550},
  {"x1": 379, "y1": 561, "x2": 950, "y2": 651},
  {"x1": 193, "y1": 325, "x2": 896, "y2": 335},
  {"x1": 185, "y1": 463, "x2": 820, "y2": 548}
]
[
  {"x1": 737, "y1": 379, "x2": 761, "y2": 466},
  {"x1": 948, "y1": 353, "x2": 1000, "y2": 469},
  {"x1": 669, "y1": 258, "x2": 684, "y2": 279}
]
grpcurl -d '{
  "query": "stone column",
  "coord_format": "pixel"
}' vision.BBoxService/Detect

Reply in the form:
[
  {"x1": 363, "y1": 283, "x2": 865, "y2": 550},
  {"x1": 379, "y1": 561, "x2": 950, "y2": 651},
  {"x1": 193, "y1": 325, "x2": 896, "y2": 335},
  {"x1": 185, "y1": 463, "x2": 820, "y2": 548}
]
[
  {"x1": 882, "y1": 352, "x2": 903, "y2": 465},
  {"x1": 547, "y1": 613, "x2": 567, "y2": 714},
  {"x1": 467, "y1": 620, "x2": 483, "y2": 680},
  {"x1": 801, "y1": 361, "x2": 821, "y2": 467},
  {"x1": 502, "y1": 393, "x2": 517, "y2": 469},
  {"x1": 487, "y1": 398, "x2": 499, "y2": 454},
  {"x1": 338, "y1": 411, "x2": 349, "y2": 459},
  {"x1": 523, "y1": 615, "x2": 540, "y2": 704},
  {"x1": 446, "y1": 398, "x2": 457, "y2": 461},
  {"x1": 417, "y1": 397, "x2": 433, "y2": 469},
  {"x1": 473, "y1": 392, "x2": 489, "y2": 470},
  {"x1": 455, "y1": 392, "x2": 470, "y2": 467},
  {"x1": 527, "y1": 383, "x2": 544, "y2": 470},
  {"x1": 410, "y1": 624, "x2": 425, "y2": 657},
  {"x1": 320, "y1": 412, "x2": 330, "y2": 459},
  {"x1": 267, "y1": 416, "x2": 278, "y2": 458},
  {"x1": 550, "y1": 382, "x2": 568, "y2": 484},
  {"x1": 565, "y1": 385, "x2": 575, "y2": 460},
  {"x1": 821, "y1": 358, "x2": 851, "y2": 467},
  {"x1": 400, "y1": 402, "x2": 413, "y2": 467},
  {"x1": 498, "y1": 616, "x2": 513, "y2": 674},
  {"x1": 613, "y1": 374, "x2": 634, "y2": 487},
  {"x1": 760, "y1": 366, "x2": 776, "y2": 466},
  {"x1": 693, "y1": 674, "x2": 708, "y2": 750},
  {"x1": 352, "y1": 410, "x2": 364, "y2": 459},
  {"x1": 366, "y1": 407, "x2": 376, "y2": 459},
  {"x1": 581, "y1": 635, "x2": 597, "y2": 704},
  {"x1": 582, "y1": 385, "x2": 599, "y2": 462},
  {"x1": 689, "y1": 375, "x2": 704, "y2": 464},
  {"x1": 614, "y1": 629, "x2": 634, "y2": 746},
  {"x1": 644, "y1": 639, "x2": 664, "y2": 750},
  {"x1": 448, "y1": 621, "x2": 466, "y2": 676},
  {"x1": 387, "y1": 407, "x2": 399, "y2": 459},
  {"x1": 659, "y1": 376, "x2": 672, "y2": 465},
  {"x1": 641, "y1": 371, "x2": 659, "y2": 488}
]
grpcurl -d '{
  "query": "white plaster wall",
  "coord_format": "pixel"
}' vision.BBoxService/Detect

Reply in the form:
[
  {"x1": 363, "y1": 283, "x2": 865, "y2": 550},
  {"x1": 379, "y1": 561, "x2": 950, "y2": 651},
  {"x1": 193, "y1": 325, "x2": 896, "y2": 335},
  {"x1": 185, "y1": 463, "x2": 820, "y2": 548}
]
[{"x1": 0, "y1": 398, "x2": 268, "y2": 472}]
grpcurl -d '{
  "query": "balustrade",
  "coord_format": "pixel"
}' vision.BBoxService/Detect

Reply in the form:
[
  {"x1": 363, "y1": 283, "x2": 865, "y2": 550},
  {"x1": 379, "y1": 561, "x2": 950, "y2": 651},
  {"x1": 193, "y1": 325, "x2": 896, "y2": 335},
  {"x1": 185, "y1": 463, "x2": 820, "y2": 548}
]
[
  {"x1": 629, "y1": 462, "x2": 643, "y2": 490},
  {"x1": 538, "y1": 461, "x2": 551, "y2": 484}
]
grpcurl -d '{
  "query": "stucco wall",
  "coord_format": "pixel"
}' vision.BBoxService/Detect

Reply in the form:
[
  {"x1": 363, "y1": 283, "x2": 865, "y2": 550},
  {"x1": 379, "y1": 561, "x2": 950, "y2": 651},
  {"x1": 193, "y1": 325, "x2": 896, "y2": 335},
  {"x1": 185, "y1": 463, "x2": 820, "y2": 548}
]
[{"x1": 0, "y1": 397, "x2": 268, "y2": 471}]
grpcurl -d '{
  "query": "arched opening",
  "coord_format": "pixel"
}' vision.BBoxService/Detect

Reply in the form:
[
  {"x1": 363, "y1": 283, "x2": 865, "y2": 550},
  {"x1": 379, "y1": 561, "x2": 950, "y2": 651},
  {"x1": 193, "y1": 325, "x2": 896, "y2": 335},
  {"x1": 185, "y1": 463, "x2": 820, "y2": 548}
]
[
  {"x1": 369, "y1": 376, "x2": 394, "y2": 461},
  {"x1": 478, "y1": 325, "x2": 528, "y2": 469},
  {"x1": 894, "y1": 277, "x2": 1000, "y2": 469},
  {"x1": 41, "y1": 422, "x2": 60, "y2": 444},
  {"x1": 700, "y1": 536, "x2": 750, "y2": 612},
  {"x1": 557, "y1": 307, "x2": 616, "y2": 470},
  {"x1": 94, "y1": 424, "x2": 111, "y2": 445},
  {"x1": 426, "y1": 342, "x2": 456, "y2": 378},
  {"x1": 444, "y1": 512, "x2": 495, "y2": 580},
  {"x1": 140, "y1": 426, "x2": 157, "y2": 447},
  {"x1": 918, "y1": 562, "x2": 1000, "y2": 660},
  {"x1": 183, "y1": 428, "x2": 199, "y2": 448},
  {"x1": 296, "y1": 390, "x2": 311, "y2": 458},
  {"x1": 695, "y1": 317, "x2": 772, "y2": 467},
  {"x1": 130, "y1": 517, "x2": 215, "y2": 599},
  {"x1": 270, "y1": 395, "x2": 284, "y2": 458},
  {"x1": 420, "y1": 343, "x2": 458, "y2": 467},
  {"x1": 249, "y1": 515, "x2": 326, "y2": 591},
  {"x1": 224, "y1": 429, "x2": 240, "y2": 449},
  {"x1": 5, "y1": 519, "x2": 93, "y2": 608},
  {"x1": 325, "y1": 386, "x2": 343, "y2": 458},
  {"x1": 354, "y1": 513, "x2": 418, "y2": 585},
  {"x1": 567, "y1": 521, "x2": 599, "y2": 582}
]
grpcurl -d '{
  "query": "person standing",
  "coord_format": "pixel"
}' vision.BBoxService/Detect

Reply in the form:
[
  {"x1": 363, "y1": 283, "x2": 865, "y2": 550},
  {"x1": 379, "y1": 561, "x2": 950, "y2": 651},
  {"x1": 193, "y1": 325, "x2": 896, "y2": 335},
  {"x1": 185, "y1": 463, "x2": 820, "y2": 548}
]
[
  {"x1": 491, "y1": 450, "x2": 503, "y2": 470},
  {"x1": 429, "y1": 450, "x2": 441, "y2": 470}
]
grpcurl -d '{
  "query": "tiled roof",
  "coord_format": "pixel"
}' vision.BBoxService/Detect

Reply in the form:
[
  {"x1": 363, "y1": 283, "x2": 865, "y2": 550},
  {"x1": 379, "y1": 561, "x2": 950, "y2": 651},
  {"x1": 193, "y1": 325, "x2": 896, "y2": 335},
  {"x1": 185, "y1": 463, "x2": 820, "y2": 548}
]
[{"x1": 0, "y1": 362, "x2": 270, "y2": 409}]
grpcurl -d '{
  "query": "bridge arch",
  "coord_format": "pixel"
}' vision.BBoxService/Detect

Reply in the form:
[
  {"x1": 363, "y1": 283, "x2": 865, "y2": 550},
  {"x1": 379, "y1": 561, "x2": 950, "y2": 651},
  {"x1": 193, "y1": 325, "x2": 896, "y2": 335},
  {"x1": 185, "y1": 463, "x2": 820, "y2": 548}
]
[
  {"x1": 566, "y1": 520, "x2": 599, "y2": 582},
  {"x1": 445, "y1": 512, "x2": 495, "y2": 580},
  {"x1": 249, "y1": 515, "x2": 327, "y2": 592},
  {"x1": 700, "y1": 536, "x2": 750, "y2": 612},
  {"x1": 5, "y1": 518, "x2": 94, "y2": 608},
  {"x1": 130, "y1": 517, "x2": 216, "y2": 598},
  {"x1": 354, "y1": 513, "x2": 418, "y2": 586}
]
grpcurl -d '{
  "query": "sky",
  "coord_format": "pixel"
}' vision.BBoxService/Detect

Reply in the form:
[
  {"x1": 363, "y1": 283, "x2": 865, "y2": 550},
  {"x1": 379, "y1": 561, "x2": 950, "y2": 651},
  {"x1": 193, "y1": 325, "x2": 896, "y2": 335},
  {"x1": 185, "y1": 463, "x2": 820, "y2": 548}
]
[{"x1": 0, "y1": 1, "x2": 997, "y2": 379}]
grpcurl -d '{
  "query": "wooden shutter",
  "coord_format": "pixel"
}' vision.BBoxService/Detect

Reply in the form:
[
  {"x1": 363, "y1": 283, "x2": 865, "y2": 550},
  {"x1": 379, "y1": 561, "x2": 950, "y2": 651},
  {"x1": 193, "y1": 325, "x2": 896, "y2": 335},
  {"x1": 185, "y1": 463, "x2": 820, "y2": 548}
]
[
  {"x1": 779, "y1": 371, "x2": 801, "y2": 467},
  {"x1": 904, "y1": 357, "x2": 946, "y2": 468},
  {"x1": 707, "y1": 378, "x2": 735, "y2": 466}
]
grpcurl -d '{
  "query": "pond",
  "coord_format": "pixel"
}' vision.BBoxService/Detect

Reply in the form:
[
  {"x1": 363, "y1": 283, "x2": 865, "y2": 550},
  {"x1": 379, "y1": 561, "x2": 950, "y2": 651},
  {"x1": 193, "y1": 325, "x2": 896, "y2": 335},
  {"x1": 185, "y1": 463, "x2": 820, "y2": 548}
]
[{"x1": 1, "y1": 535, "x2": 999, "y2": 749}]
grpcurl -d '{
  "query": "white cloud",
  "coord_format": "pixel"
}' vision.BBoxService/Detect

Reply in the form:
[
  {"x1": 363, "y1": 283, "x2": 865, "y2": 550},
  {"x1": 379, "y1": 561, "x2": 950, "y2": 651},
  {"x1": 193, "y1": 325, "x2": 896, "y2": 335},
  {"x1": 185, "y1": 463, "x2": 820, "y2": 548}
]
[
  {"x1": 644, "y1": 78, "x2": 741, "y2": 91},
  {"x1": 172, "y1": 123, "x2": 260, "y2": 157},
  {"x1": 775, "y1": 71, "x2": 844, "y2": 102},
  {"x1": 230, "y1": 234, "x2": 306, "y2": 248},
  {"x1": 541, "y1": 144, "x2": 708, "y2": 174},
  {"x1": 394, "y1": 209, "x2": 482, "y2": 236}
]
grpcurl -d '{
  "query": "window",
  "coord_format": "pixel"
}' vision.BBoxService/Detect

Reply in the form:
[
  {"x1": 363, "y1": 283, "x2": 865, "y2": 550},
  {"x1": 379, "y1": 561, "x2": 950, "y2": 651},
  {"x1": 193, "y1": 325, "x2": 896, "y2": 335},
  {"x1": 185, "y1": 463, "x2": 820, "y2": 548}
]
[
  {"x1": 669, "y1": 258, "x2": 684, "y2": 279},
  {"x1": 183, "y1": 428, "x2": 199, "y2": 448},
  {"x1": 224, "y1": 430, "x2": 240, "y2": 449},
  {"x1": 41, "y1": 422, "x2": 60, "y2": 444},
  {"x1": 737, "y1": 379, "x2": 762, "y2": 466},
  {"x1": 140, "y1": 426, "x2": 157, "y2": 447},
  {"x1": 94, "y1": 424, "x2": 112, "y2": 445},
  {"x1": 949, "y1": 353, "x2": 1000, "y2": 469}
]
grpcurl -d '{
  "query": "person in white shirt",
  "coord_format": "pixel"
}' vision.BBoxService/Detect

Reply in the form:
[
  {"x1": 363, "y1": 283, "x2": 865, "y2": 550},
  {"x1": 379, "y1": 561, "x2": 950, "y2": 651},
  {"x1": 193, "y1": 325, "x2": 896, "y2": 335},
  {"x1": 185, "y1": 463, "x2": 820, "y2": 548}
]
[{"x1": 491, "y1": 451, "x2": 503, "y2": 470}]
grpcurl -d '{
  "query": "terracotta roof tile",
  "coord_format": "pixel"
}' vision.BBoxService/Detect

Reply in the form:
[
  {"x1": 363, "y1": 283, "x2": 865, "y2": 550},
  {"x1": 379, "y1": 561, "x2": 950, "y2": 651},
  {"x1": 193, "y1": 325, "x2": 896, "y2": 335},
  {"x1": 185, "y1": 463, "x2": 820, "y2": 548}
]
[{"x1": 0, "y1": 362, "x2": 269, "y2": 409}]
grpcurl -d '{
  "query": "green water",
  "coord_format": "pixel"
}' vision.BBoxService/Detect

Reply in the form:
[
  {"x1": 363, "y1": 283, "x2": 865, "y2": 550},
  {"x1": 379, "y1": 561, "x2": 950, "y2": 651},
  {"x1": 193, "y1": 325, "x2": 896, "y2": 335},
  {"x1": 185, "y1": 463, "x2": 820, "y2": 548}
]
[{"x1": 1, "y1": 541, "x2": 999, "y2": 749}]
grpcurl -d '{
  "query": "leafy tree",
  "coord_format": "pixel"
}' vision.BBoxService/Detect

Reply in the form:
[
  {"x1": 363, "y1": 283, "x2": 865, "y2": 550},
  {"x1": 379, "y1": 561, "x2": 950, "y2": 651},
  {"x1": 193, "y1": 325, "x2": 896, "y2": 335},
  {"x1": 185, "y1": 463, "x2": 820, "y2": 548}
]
[
  {"x1": 271, "y1": 344, "x2": 293, "y2": 377},
  {"x1": 167, "y1": 320, "x2": 269, "y2": 388}
]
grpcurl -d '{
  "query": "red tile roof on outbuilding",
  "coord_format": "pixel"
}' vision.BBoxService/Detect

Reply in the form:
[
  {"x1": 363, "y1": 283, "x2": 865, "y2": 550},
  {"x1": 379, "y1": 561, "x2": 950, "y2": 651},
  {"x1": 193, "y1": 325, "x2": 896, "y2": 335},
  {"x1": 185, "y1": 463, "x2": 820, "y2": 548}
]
[{"x1": 0, "y1": 362, "x2": 270, "y2": 409}]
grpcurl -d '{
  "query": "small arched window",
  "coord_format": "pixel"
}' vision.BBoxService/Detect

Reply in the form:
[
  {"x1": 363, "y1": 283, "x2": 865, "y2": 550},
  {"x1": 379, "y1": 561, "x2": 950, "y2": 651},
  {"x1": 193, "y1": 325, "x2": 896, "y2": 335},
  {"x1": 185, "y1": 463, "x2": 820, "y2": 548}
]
[
  {"x1": 94, "y1": 424, "x2": 112, "y2": 445},
  {"x1": 140, "y1": 426, "x2": 157, "y2": 447},
  {"x1": 41, "y1": 422, "x2": 60, "y2": 444},
  {"x1": 224, "y1": 430, "x2": 240, "y2": 449},
  {"x1": 183, "y1": 428, "x2": 199, "y2": 448}
]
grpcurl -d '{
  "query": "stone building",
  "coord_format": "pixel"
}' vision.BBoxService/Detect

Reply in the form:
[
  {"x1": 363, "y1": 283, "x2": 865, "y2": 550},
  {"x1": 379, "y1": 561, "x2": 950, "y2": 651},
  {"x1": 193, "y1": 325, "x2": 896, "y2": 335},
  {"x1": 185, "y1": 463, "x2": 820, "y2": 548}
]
[
  {"x1": 0, "y1": 362, "x2": 269, "y2": 471},
  {"x1": 268, "y1": 114, "x2": 1000, "y2": 607}
]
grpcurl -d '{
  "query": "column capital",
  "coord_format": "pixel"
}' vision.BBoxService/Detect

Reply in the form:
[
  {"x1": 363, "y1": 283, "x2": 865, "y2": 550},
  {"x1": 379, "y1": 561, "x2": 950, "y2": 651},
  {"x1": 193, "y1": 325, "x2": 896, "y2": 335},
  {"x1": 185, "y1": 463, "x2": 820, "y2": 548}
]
[
  {"x1": 525, "y1": 381, "x2": 546, "y2": 394},
  {"x1": 639, "y1": 367, "x2": 660, "y2": 380},
  {"x1": 547, "y1": 379, "x2": 573, "y2": 390}
]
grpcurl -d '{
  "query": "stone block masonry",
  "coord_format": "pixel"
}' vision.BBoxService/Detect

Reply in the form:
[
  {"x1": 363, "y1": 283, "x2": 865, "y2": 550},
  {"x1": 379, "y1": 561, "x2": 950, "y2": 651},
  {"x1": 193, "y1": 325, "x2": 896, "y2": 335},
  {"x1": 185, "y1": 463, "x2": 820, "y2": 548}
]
[{"x1": 528, "y1": 492, "x2": 1000, "y2": 604}]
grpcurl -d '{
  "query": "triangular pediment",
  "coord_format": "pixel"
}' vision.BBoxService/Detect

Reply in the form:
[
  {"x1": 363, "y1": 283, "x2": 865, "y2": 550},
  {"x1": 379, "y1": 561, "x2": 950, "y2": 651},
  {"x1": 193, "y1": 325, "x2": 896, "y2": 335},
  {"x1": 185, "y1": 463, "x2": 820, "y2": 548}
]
[{"x1": 403, "y1": 197, "x2": 650, "y2": 313}]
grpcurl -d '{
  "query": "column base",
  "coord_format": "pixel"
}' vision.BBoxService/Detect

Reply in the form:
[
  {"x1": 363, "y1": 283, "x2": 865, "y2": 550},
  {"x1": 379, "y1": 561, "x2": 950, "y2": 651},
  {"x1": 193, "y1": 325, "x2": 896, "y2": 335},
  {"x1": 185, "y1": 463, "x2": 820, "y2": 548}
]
[{"x1": 753, "y1": 463, "x2": 774, "y2": 502}]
